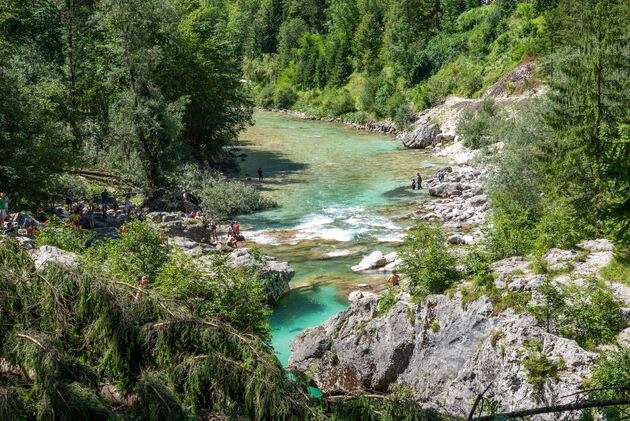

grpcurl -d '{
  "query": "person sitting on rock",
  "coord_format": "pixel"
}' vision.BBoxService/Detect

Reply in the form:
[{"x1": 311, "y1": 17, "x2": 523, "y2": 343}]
[
  {"x1": 233, "y1": 220, "x2": 240, "y2": 235},
  {"x1": 438, "y1": 171, "x2": 445, "y2": 184},
  {"x1": 27, "y1": 221, "x2": 40, "y2": 238},
  {"x1": 387, "y1": 270, "x2": 400, "y2": 287},
  {"x1": 227, "y1": 233, "x2": 238, "y2": 248}
]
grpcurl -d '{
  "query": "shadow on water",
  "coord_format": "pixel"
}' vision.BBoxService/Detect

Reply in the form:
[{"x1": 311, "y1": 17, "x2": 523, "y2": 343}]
[
  {"x1": 382, "y1": 184, "x2": 429, "y2": 199},
  {"x1": 235, "y1": 144, "x2": 308, "y2": 177}
]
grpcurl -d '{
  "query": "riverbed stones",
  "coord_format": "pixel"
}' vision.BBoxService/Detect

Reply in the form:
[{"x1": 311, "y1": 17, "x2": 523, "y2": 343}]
[{"x1": 402, "y1": 123, "x2": 442, "y2": 148}]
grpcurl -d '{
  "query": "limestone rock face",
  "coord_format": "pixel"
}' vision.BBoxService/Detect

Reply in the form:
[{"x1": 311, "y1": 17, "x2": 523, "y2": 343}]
[
  {"x1": 31, "y1": 246, "x2": 78, "y2": 270},
  {"x1": 227, "y1": 248, "x2": 294, "y2": 303},
  {"x1": 288, "y1": 292, "x2": 595, "y2": 419},
  {"x1": 9, "y1": 212, "x2": 40, "y2": 228},
  {"x1": 402, "y1": 123, "x2": 442, "y2": 148}
]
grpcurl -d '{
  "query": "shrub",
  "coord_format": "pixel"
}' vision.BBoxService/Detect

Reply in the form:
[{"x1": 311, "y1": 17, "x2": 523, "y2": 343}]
[
  {"x1": 259, "y1": 84, "x2": 276, "y2": 108},
  {"x1": 483, "y1": 196, "x2": 538, "y2": 261},
  {"x1": 399, "y1": 222, "x2": 459, "y2": 296},
  {"x1": 588, "y1": 347, "x2": 630, "y2": 419},
  {"x1": 36, "y1": 217, "x2": 96, "y2": 253},
  {"x1": 518, "y1": 340, "x2": 563, "y2": 400},
  {"x1": 457, "y1": 98, "x2": 500, "y2": 149},
  {"x1": 527, "y1": 279, "x2": 624, "y2": 350},
  {"x1": 171, "y1": 164, "x2": 275, "y2": 218},
  {"x1": 376, "y1": 290, "x2": 398, "y2": 317},
  {"x1": 322, "y1": 89, "x2": 355, "y2": 116},
  {"x1": 273, "y1": 84, "x2": 298, "y2": 109},
  {"x1": 393, "y1": 102, "x2": 416, "y2": 131}
]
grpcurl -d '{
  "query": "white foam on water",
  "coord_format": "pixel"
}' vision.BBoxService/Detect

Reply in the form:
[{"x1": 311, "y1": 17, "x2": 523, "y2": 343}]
[
  {"x1": 245, "y1": 231, "x2": 282, "y2": 245},
  {"x1": 325, "y1": 250, "x2": 353, "y2": 257}
]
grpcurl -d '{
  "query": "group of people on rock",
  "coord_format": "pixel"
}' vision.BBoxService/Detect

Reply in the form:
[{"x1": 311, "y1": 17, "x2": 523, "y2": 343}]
[{"x1": 62, "y1": 188, "x2": 134, "y2": 229}]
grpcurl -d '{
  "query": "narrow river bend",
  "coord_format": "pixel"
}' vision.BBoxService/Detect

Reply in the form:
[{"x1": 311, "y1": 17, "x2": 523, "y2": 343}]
[{"x1": 235, "y1": 112, "x2": 443, "y2": 365}]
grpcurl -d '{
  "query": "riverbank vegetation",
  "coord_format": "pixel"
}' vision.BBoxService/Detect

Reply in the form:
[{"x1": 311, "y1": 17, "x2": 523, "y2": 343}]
[
  {"x1": 239, "y1": 0, "x2": 565, "y2": 126},
  {"x1": 0, "y1": 233, "x2": 457, "y2": 420},
  {"x1": 0, "y1": 0, "x2": 268, "y2": 217}
]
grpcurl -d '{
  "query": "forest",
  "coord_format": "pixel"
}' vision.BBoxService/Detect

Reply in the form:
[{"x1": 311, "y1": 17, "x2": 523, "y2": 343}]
[{"x1": 2, "y1": 0, "x2": 630, "y2": 419}]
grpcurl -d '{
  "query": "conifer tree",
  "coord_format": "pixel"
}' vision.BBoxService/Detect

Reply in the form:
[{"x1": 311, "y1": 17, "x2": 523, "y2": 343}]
[{"x1": 541, "y1": 0, "x2": 630, "y2": 238}]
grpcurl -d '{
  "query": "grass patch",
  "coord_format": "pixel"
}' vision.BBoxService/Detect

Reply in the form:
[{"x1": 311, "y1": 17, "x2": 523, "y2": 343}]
[{"x1": 600, "y1": 258, "x2": 630, "y2": 285}]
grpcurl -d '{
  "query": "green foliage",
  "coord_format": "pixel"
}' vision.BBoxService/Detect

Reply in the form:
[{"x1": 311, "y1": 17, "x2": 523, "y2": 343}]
[
  {"x1": 273, "y1": 84, "x2": 299, "y2": 109},
  {"x1": 541, "y1": 0, "x2": 630, "y2": 246},
  {"x1": 588, "y1": 347, "x2": 630, "y2": 419},
  {"x1": 322, "y1": 89, "x2": 356, "y2": 116},
  {"x1": 527, "y1": 279, "x2": 624, "y2": 350},
  {"x1": 399, "y1": 222, "x2": 459, "y2": 296},
  {"x1": 36, "y1": 217, "x2": 96, "y2": 253},
  {"x1": 457, "y1": 98, "x2": 501, "y2": 149},
  {"x1": 171, "y1": 164, "x2": 275, "y2": 217},
  {"x1": 518, "y1": 340, "x2": 563, "y2": 400},
  {"x1": 376, "y1": 290, "x2": 398, "y2": 318},
  {"x1": 430, "y1": 321, "x2": 440, "y2": 333},
  {"x1": 600, "y1": 258, "x2": 630, "y2": 285},
  {"x1": 83, "y1": 219, "x2": 271, "y2": 336}
]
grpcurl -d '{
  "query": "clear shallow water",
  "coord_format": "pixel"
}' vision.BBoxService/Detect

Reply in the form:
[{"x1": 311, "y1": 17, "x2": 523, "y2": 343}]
[{"x1": 235, "y1": 112, "x2": 443, "y2": 365}]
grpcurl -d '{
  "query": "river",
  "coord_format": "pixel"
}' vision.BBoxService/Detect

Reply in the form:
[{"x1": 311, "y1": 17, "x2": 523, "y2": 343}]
[{"x1": 235, "y1": 112, "x2": 443, "y2": 366}]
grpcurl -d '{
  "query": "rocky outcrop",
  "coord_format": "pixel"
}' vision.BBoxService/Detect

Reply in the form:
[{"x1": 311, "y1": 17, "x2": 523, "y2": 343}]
[
  {"x1": 147, "y1": 212, "x2": 212, "y2": 244},
  {"x1": 9, "y1": 212, "x2": 41, "y2": 229},
  {"x1": 30, "y1": 245, "x2": 78, "y2": 270},
  {"x1": 350, "y1": 251, "x2": 400, "y2": 273},
  {"x1": 415, "y1": 166, "x2": 488, "y2": 239},
  {"x1": 288, "y1": 291, "x2": 596, "y2": 419},
  {"x1": 402, "y1": 123, "x2": 442, "y2": 148},
  {"x1": 227, "y1": 248, "x2": 294, "y2": 303}
]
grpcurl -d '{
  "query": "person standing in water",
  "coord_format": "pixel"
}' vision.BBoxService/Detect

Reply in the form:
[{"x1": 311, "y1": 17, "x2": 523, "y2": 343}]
[
  {"x1": 258, "y1": 167, "x2": 263, "y2": 181},
  {"x1": 388, "y1": 270, "x2": 400, "y2": 287},
  {"x1": 411, "y1": 179, "x2": 416, "y2": 190},
  {"x1": 416, "y1": 172, "x2": 422, "y2": 189}
]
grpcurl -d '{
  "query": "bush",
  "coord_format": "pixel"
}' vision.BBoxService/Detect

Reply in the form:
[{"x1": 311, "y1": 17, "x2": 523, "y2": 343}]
[
  {"x1": 171, "y1": 164, "x2": 275, "y2": 218},
  {"x1": 518, "y1": 340, "x2": 563, "y2": 400},
  {"x1": 392, "y1": 102, "x2": 416, "y2": 131},
  {"x1": 457, "y1": 98, "x2": 500, "y2": 149},
  {"x1": 399, "y1": 222, "x2": 459, "y2": 296},
  {"x1": 322, "y1": 89, "x2": 356, "y2": 116},
  {"x1": 259, "y1": 84, "x2": 276, "y2": 108},
  {"x1": 483, "y1": 196, "x2": 538, "y2": 261},
  {"x1": 83, "y1": 219, "x2": 272, "y2": 336},
  {"x1": 527, "y1": 279, "x2": 624, "y2": 350},
  {"x1": 273, "y1": 84, "x2": 298, "y2": 109},
  {"x1": 588, "y1": 347, "x2": 630, "y2": 419},
  {"x1": 37, "y1": 217, "x2": 96, "y2": 253}
]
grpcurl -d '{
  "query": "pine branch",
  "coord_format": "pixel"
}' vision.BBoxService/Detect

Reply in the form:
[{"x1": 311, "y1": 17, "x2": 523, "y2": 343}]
[
  {"x1": 16, "y1": 333, "x2": 48, "y2": 353},
  {"x1": 151, "y1": 319, "x2": 271, "y2": 365}
]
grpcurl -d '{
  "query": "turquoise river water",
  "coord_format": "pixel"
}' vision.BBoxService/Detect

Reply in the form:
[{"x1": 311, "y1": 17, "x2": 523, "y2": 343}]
[{"x1": 235, "y1": 112, "x2": 443, "y2": 366}]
